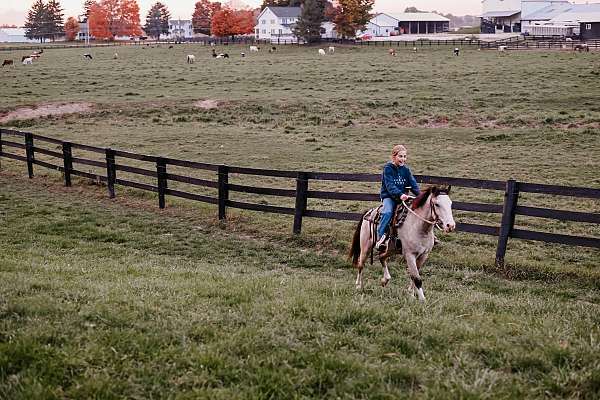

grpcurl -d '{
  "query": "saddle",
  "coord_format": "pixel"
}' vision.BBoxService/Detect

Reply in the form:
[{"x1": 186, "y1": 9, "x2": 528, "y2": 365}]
[{"x1": 364, "y1": 199, "x2": 412, "y2": 251}]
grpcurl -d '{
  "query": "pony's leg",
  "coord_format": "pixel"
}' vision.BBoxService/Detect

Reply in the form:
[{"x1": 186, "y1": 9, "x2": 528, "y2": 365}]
[
  {"x1": 355, "y1": 221, "x2": 372, "y2": 291},
  {"x1": 405, "y1": 254, "x2": 425, "y2": 302},
  {"x1": 379, "y1": 256, "x2": 391, "y2": 287}
]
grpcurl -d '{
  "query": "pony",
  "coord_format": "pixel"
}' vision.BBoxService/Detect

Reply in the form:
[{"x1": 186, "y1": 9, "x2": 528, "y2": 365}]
[
  {"x1": 187, "y1": 54, "x2": 195, "y2": 63},
  {"x1": 453, "y1": 48, "x2": 460, "y2": 56},
  {"x1": 250, "y1": 45, "x2": 259, "y2": 52},
  {"x1": 328, "y1": 46, "x2": 335, "y2": 53},
  {"x1": 388, "y1": 48, "x2": 396, "y2": 56},
  {"x1": 2, "y1": 59, "x2": 13, "y2": 67},
  {"x1": 318, "y1": 49, "x2": 326, "y2": 55},
  {"x1": 348, "y1": 186, "x2": 455, "y2": 301},
  {"x1": 22, "y1": 57, "x2": 33, "y2": 65}
]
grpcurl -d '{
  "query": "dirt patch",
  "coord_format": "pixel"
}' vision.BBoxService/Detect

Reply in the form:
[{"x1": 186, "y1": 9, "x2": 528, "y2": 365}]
[
  {"x1": 194, "y1": 99, "x2": 220, "y2": 110},
  {"x1": 0, "y1": 102, "x2": 94, "y2": 123}
]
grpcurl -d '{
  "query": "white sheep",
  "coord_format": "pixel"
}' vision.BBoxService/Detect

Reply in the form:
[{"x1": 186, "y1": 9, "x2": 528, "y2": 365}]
[
  {"x1": 318, "y1": 48, "x2": 326, "y2": 56},
  {"x1": 250, "y1": 45, "x2": 259, "y2": 52}
]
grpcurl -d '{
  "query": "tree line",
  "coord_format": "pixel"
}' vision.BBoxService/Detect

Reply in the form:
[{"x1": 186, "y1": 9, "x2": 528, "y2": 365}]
[{"x1": 22, "y1": 0, "x2": 414, "y2": 43}]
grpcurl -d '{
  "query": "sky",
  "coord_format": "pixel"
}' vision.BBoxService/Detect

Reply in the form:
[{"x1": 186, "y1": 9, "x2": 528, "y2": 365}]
[{"x1": 0, "y1": 0, "x2": 593, "y2": 25}]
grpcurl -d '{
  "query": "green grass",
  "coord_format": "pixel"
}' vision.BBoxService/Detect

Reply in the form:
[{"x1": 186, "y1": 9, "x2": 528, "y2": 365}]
[{"x1": 1, "y1": 43, "x2": 599, "y2": 398}]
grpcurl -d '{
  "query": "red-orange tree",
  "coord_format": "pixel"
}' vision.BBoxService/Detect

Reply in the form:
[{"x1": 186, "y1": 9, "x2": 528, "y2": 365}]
[
  {"x1": 89, "y1": 0, "x2": 142, "y2": 40},
  {"x1": 192, "y1": 0, "x2": 222, "y2": 35},
  {"x1": 64, "y1": 16, "x2": 80, "y2": 41},
  {"x1": 211, "y1": 7, "x2": 255, "y2": 38}
]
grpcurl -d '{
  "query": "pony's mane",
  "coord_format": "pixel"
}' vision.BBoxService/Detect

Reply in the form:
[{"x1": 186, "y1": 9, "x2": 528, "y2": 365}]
[
  {"x1": 411, "y1": 186, "x2": 450, "y2": 210},
  {"x1": 411, "y1": 187, "x2": 434, "y2": 210}
]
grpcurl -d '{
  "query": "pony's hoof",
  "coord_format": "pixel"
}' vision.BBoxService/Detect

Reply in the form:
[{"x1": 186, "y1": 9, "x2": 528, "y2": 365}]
[
  {"x1": 355, "y1": 284, "x2": 363, "y2": 291},
  {"x1": 380, "y1": 278, "x2": 389, "y2": 287}
]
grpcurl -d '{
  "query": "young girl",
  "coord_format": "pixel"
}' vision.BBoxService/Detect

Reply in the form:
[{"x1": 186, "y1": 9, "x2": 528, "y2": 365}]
[{"x1": 376, "y1": 144, "x2": 421, "y2": 251}]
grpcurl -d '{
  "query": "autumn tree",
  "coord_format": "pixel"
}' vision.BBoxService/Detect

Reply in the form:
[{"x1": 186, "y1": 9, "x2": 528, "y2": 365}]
[
  {"x1": 144, "y1": 2, "x2": 170, "y2": 40},
  {"x1": 332, "y1": 0, "x2": 373, "y2": 38},
  {"x1": 83, "y1": 0, "x2": 96, "y2": 17},
  {"x1": 211, "y1": 7, "x2": 255, "y2": 39},
  {"x1": 192, "y1": 0, "x2": 222, "y2": 35},
  {"x1": 64, "y1": 16, "x2": 80, "y2": 40},
  {"x1": 89, "y1": 0, "x2": 142, "y2": 40},
  {"x1": 293, "y1": 0, "x2": 326, "y2": 43}
]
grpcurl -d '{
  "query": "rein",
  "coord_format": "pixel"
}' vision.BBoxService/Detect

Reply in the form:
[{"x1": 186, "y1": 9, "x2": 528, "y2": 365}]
[{"x1": 402, "y1": 194, "x2": 445, "y2": 230}]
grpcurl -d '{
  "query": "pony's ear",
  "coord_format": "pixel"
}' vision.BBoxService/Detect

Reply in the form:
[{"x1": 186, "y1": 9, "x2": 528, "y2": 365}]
[{"x1": 445, "y1": 185, "x2": 451, "y2": 194}]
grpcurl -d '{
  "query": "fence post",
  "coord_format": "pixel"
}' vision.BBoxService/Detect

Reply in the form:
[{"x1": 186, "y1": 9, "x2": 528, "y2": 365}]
[
  {"x1": 495, "y1": 179, "x2": 520, "y2": 268},
  {"x1": 62, "y1": 141, "x2": 73, "y2": 187},
  {"x1": 293, "y1": 172, "x2": 309, "y2": 235},
  {"x1": 105, "y1": 148, "x2": 116, "y2": 198},
  {"x1": 156, "y1": 157, "x2": 167, "y2": 209},
  {"x1": 218, "y1": 165, "x2": 229, "y2": 220},
  {"x1": 25, "y1": 132, "x2": 34, "y2": 178}
]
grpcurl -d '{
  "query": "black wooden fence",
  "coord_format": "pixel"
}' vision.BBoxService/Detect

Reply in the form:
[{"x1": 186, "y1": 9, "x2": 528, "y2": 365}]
[{"x1": 1, "y1": 128, "x2": 599, "y2": 266}]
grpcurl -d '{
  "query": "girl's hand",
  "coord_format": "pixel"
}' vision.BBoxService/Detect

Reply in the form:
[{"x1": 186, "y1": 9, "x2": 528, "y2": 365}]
[{"x1": 400, "y1": 194, "x2": 409, "y2": 201}]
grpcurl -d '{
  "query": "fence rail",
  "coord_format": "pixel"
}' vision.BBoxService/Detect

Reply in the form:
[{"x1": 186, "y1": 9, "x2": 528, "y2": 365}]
[{"x1": 1, "y1": 128, "x2": 598, "y2": 267}]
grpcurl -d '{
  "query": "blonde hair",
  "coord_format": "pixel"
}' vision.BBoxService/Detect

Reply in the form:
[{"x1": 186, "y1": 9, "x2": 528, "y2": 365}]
[{"x1": 391, "y1": 145, "x2": 407, "y2": 157}]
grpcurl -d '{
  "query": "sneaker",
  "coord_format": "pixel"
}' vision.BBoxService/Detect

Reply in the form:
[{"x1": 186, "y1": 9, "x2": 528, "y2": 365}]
[{"x1": 375, "y1": 234, "x2": 388, "y2": 251}]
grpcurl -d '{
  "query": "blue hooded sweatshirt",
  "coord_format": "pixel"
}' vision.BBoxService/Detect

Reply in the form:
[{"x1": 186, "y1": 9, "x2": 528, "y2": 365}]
[{"x1": 380, "y1": 162, "x2": 420, "y2": 201}]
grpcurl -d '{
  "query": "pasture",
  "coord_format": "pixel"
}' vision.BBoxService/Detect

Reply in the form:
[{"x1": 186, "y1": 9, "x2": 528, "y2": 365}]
[{"x1": 1, "y1": 44, "x2": 599, "y2": 398}]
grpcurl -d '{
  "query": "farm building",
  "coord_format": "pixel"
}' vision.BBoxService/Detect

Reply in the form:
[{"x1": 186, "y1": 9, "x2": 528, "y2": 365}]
[
  {"x1": 361, "y1": 13, "x2": 400, "y2": 37},
  {"x1": 0, "y1": 27, "x2": 38, "y2": 43},
  {"x1": 522, "y1": 4, "x2": 600, "y2": 36},
  {"x1": 387, "y1": 13, "x2": 450, "y2": 34},
  {"x1": 168, "y1": 20, "x2": 193, "y2": 40},
  {"x1": 580, "y1": 19, "x2": 600, "y2": 39},
  {"x1": 254, "y1": 6, "x2": 337, "y2": 42}
]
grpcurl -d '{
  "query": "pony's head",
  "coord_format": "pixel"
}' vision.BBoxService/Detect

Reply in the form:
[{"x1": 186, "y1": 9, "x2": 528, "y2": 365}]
[{"x1": 412, "y1": 186, "x2": 456, "y2": 233}]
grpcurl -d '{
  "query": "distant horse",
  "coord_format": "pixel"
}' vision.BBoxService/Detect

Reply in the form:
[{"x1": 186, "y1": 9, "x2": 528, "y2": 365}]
[
  {"x1": 2, "y1": 59, "x2": 13, "y2": 67},
  {"x1": 22, "y1": 57, "x2": 33, "y2": 65},
  {"x1": 574, "y1": 44, "x2": 589, "y2": 52},
  {"x1": 349, "y1": 186, "x2": 455, "y2": 301}
]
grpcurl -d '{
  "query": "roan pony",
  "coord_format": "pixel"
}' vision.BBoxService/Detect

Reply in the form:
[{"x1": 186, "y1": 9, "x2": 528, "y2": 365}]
[{"x1": 349, "y1": 186, "x2": 455, "y2": 301}]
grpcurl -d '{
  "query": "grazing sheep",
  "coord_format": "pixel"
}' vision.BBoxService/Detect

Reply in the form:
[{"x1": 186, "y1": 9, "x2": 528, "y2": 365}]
[
  {"x1": 216, "y1": 53, "x2": 229, "y2": 59},
  {"x1": 453, "y1": 48, "x2": 460, "y2": 56},
  {"x1": 413, "y1": 47, "x2": 418, "y2": 52},
  {"x1": 388, "y1": 48, "x2": 396, "y2": 56},
  {"x1": 498, "y1": 46, "x2": 507, "y2": 52},
  {"x1": 566, "y1": 37, "x2": 573, "y2": 42},
  {"x1": 22, "y1": 57, "x2": 33, "y2": 65},
  {"x1": 113, "y1": 52, "x2": 119, "y2": 59},
  {"x1": 2, "y1": 59, "x2": 14, "y2": 67},
  {"x1": 250, "y1": 45, "x2": 259, "y2": 52},
  {"x1": 83, "y1": 53, "x2": 93, "y2": 59},
  {"x1": 328, "y1": 46, "x2": 335, "y2": 53},
  {"x1": 187, "y1": 54, "x2": 195, "y2": 63},
  {"x1": 318, "y1": 48, "x2": 326, "y2": 55}
]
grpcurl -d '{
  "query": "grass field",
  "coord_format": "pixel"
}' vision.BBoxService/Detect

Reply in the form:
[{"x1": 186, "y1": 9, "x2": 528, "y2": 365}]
[{"x1": 1, "y1": 43, "x2": 599, "y2": 398}]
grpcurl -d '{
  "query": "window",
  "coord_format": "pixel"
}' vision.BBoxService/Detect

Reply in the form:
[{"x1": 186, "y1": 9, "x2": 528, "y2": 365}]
[
  {"x1": 271, "y1": 29, "x2": 276, "y2": 34},
  {"x1": 279, "y1": 29, "x2": 282, "y2": 34},
  {"x1": 262, "y1": 29, "x2": 266, "y2": 34},
  {"x1": 261, "y1": 19, "x2": 266, "y2": 24},
  {"x1": 271, "y1": 19, "x2": 275, "y2": 24},
  {"x1": 586, "y1": 23, "x2": 592, "y2": 30}
]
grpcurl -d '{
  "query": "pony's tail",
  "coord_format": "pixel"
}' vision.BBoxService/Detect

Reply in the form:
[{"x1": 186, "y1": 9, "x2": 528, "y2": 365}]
[{"x1": 348, "y1": 212, "x2": 367, "y2": 267}]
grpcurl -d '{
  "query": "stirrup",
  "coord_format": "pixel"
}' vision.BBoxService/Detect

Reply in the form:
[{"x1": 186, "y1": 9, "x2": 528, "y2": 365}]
[{"x1": 376, "y1": 235, "x2": 388, "y2": 251}]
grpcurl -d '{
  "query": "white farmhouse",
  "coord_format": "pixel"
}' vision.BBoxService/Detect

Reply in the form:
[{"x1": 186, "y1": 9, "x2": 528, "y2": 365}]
[
  {"x1": 168, "y1": 19, "x2": 194, "y2": 40},
  {"x1": 255, "y1": 6, "x2": 337, "y2": 42},
  {"x1": 0, "y1": 28, "x2": 39, "y2": 43}
]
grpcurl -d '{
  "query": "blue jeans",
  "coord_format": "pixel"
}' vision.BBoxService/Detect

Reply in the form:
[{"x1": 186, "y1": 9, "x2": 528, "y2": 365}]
[{"x1": 377, "y1": 198, "x2": 397, "y2": 239}]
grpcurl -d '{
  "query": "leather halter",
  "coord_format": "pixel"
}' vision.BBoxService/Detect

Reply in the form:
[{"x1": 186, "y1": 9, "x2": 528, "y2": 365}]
[{"x1": 402, "y1": 192, "x2": 448, "y2": 229}]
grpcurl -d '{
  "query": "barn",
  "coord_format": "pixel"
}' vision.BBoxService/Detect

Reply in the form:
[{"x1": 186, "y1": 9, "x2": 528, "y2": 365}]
[
  {"x1": 388, "y1": 13, "x2": 450, "y2": 34},
  {"x1": 581, "y1": 19, "x2": 600, "y2": 39}
]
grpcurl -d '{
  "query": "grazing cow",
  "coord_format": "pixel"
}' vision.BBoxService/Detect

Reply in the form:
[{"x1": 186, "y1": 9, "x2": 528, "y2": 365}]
[
  {"x1": 498, "y1": 45, "x2": 507, "y2": 52},
  {"x1": 453, "y1": 47, "x2": 460, "y2": 56},
  {"x1": 574, "y1": 44, "x2": 589, "y2": 52},
  {"x1": 22, "y1": 57, "x2": 33, "y2": 65},
  {"x1": 216, "y1": 53, "x2": 229, "y2": 59},
  {"x1": 250, "y1": 45, "x2": 259, "y2": 52},
  {"x1": 83, "y1": 53, "x2": 93, "y2": 59},
  {"x1": 187, "y1": 54, "x2": 195, "y2": 63},
  {"x1": 318, "y1": 48, "x2": 326, "y2": 55},
  {"x1": 2, "y1": 59, "x2": 13, "y2": 67},
  {"x1": 328, "y1": 46, "x2": 335, "y2": 53},
  {"x1": 388, "y1": 48, "x2": 396, "y2": 56}
]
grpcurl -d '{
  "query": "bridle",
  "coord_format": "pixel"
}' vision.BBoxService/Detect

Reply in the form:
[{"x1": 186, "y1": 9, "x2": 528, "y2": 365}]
[{"x1": 402, "y1": 192, "x2": 449, "y2": 231}]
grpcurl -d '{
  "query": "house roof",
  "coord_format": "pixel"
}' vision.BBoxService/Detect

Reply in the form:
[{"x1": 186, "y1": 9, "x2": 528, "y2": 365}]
[
  {"x1": 387, "y1": 13, "x2": 450, "y2": 22},
  {"x1": 524, "y1": 3, "x2": 600, "y2": 21},
  {"x1": 482, "y1": 10, "x2": 521, "y2": 18},
  {"x1": 266, "y1": 7, "x2": 301, "y2": 18}
]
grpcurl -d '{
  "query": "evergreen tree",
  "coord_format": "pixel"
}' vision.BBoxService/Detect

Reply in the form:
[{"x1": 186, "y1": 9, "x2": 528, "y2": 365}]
[
  {"x1": 47, "y1": 0, "x2": 65, "y2": 41},
  {"x1": 24, "y1": 0, "x2": 51, "y2": 42},
  {"x1": 144, "y1": 2, "x2": 170, "y2": 40},
  {"x1": 83, "y1": 0, "x2": 96, "y2": 18},
  {"x1": 293, "y1": 0, "x2": 326, "y2": 43}
]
